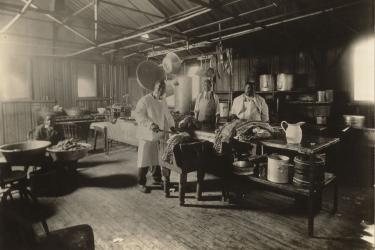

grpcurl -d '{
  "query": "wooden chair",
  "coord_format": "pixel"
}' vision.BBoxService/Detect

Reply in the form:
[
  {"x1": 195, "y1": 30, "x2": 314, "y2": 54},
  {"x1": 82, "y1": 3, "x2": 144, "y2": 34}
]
[
  {"x1": 161, "y1": 141, "x2": 209, "y2": 206},
  {"x1": 61, "y1": 122, "x2": 80, "y2": 140},
  {"x1": 0, "y1": 158, "x2": 50, "y2": 234},
  {"x1": 0, "y1": 159, "x2": 95, "y2": 248}
]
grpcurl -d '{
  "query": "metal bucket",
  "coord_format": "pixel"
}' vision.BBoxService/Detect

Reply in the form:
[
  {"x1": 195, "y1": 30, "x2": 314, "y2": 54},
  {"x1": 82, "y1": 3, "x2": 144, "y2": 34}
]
[
  {"x1": 267, "y1": 154, "x2": 290, "y2": 183},
  {"x1": 293, "y1": 155, "x2": 325, "y2": 187}
]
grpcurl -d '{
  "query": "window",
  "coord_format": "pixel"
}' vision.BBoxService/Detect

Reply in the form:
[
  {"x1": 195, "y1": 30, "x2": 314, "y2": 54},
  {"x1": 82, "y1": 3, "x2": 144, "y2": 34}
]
[
  {"x1": 77, "y1": 63, "x2": 97, "y2": 98},
  {"x1": 353, "y1": 36, "x2": 374, "y2": 102},
  {"x1": 0, "y1": 55, "x2": 31, "y2": 100}
]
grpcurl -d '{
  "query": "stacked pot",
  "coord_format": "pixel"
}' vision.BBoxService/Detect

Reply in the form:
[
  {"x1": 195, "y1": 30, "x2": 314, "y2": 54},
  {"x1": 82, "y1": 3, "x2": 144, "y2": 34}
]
[
  {"x1": 259, "y1": 73, "x2": 294, "y2": 91},
  {"x1": 293, "y1": 155, "x2": 325, "y2": 188}
]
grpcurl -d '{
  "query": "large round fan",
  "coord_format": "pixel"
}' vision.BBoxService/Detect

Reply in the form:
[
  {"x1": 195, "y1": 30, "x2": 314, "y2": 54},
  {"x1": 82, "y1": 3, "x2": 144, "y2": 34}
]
[{"x1": 136, "y1": 60, "x2": 165, "y2": 90}]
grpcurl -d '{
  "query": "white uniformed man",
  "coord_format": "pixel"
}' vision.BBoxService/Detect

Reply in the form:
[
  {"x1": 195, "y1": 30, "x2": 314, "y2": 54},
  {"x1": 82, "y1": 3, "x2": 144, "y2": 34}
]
[
  {"x1": 135, "y1": 79, "x2": 176, "y2": 193},
  {"x1": 230, "y1": 81, "x2": 269, "y2": 122}
]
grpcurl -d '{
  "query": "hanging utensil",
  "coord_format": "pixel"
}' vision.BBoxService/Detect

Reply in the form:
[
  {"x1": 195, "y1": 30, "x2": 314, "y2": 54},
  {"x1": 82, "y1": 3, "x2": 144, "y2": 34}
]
[{"x1": 136, "y1": 60, "x2": 164, "y2": 91}]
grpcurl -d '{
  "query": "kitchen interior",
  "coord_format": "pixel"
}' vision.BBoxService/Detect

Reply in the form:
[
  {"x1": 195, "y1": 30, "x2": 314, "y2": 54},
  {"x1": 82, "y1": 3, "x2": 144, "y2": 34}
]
[{"x1": 0, "y1": 0, "x2": 374, "y2": 249}]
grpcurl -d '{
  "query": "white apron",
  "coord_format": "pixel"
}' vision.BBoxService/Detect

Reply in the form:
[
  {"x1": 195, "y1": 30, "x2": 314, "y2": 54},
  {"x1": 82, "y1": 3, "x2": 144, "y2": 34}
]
[
  {"x1": 238, "y1": 98, "x2": 262, "y2": 121},
  {"x1": 135, "y1": 94, "x2": 174, "y2": 168},
  {"x1": 197, "y1": 93, "x2": 217, "y2": 130}
]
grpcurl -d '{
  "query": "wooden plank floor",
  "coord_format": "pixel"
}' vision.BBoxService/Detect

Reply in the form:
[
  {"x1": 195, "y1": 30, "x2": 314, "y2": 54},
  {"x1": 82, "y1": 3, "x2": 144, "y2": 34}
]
[{"x1": 2, "y1": 143, "x2": 374, "y2": 250}]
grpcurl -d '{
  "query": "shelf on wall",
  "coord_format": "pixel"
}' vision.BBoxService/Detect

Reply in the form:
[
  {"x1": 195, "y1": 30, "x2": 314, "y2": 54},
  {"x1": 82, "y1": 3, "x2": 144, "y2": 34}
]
[
  {"x1": 256, "y1": 90, "x2": 311, "y2": 94},
  {"x1": 286, "y1": 101, "x2": 333, "y2": 105}
]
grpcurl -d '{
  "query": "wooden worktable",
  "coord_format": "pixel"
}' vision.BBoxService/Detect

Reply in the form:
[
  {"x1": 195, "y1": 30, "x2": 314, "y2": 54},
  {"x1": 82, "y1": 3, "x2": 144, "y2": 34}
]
[
  {"x1": 193, "y1": 129, "x2": 340, "y2": 155},
  {"x1": 90, "y1": 119, "x2": 138, "y2": 154}
]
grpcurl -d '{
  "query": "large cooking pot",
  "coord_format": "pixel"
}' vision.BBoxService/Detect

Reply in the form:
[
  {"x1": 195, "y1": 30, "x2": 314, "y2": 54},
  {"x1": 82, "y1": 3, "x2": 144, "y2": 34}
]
[
  {"x1": 343, "y1": 115, "x2": 365, "y2": 128},
  {"x1": 277, "y1": 73, "x2": 294, "y2": 91},
  {"x1": 267, "y1": 154, "x2": 290, "y2": 183},
  {"x1": 0, "y1": 140, "x2": 51, "y2": 164},
  {"x1": 259, "y1": 74, "x2": 275, "y2": 91},
  {"x1": 47, "y1": 143, "x2": 92, "y2": 162}
]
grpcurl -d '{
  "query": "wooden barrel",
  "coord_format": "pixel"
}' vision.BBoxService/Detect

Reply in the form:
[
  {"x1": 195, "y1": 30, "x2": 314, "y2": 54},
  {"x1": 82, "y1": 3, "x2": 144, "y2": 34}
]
[{"x1": 293, "y1": 155, "x2": 325, "y2": 188}]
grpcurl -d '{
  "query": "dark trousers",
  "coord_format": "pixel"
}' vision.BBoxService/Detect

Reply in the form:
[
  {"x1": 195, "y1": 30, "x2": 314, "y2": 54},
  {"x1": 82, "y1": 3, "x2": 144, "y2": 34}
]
[{"x1": 138, "y1": 166, "x2": 162, "y2": 185}]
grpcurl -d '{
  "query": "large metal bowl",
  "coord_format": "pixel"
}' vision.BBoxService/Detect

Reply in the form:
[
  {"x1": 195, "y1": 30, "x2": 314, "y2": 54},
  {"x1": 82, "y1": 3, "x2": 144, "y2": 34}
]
[
  {"x1": 233, "y1": 160, "x2": 252, "y2": 168},
  {"x1": 343, "y1": 115, "x2": 365, "y2": 128},
  {"x1": 47, "y1": 143, "x2": 92, "y2": 162},
  {"x1": 0, "y1": 140, "x2": 51, "y2": 164},
  {"x1": 232, "y1": 160, "x2": 254, "y2": 176}
]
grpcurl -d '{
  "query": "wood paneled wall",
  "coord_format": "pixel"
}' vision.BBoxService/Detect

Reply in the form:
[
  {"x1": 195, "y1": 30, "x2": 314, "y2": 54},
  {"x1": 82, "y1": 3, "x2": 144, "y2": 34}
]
[
  {"x1": 0, "y1": 58, "x2": 132, "y2": 144},
  {"x1": 215, "y1": 51, "x2": 316, "y2": 92},
  {"x1": 76, "y1": 98, "x2": 111, "y2": 112},
  {"x1": 1, "y1": 102, "x2": 32, "y2": 144},
  {"x1": 0, "y1": 100, "x2": 58, "y2": 144},
  {"x1": 97, "y1": 64, "x2": 128, "y2": 105},
  {"x1": 31, "y1": 58, "x2": 77, "y2": 108}
]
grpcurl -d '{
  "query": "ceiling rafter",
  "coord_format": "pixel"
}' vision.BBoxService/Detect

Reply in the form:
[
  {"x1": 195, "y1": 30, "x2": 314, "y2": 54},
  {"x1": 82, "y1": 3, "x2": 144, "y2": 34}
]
[
  {"x1": 21, "y1": 0, "x2": 96, "y2": 45},
  {"x1": 0, "y1": 0, "x2": 33, "y2": 33},
  {"x1": 103, "y1": 0, "x2": 243, "y2": 56},
  {"x1": 147, "y1": 0, "x2": 188, "y2": 38},
  {"x1": 131, "y1": 0, "x2": 364, "y2": 59},
  {"x1": 62, "y1": 1, "x2": 94, "y2": 23},
  {"x1": 100, "y1": 0, "x2": 164, "y2": 19}
]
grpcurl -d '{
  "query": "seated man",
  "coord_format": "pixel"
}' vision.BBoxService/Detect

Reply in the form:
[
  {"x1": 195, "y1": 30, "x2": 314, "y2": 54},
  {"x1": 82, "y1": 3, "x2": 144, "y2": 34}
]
[{"x1": 33, "y1": 114, "x2": 64, "y2": 145}]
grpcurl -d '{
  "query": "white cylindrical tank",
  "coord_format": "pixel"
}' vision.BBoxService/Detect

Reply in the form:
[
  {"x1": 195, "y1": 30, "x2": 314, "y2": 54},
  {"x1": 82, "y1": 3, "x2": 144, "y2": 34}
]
[{"x1": 174, "y1": 76, "x2": 192, "y2": 114}]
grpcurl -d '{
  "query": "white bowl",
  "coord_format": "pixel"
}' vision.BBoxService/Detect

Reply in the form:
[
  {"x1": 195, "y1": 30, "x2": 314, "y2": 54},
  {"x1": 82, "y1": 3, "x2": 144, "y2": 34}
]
[{"x1": 97, "y1": 108, "x2": 106, "y2": 114}]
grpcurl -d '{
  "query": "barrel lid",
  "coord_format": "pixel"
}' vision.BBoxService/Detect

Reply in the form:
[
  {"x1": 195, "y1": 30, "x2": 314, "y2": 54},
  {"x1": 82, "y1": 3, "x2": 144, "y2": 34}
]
[
  {"x1": 294, "y1": 155, "x2": 324, "y2": 165},
  {"x1": 268, "y1": 153, "x2": 289, "y2": 162}
]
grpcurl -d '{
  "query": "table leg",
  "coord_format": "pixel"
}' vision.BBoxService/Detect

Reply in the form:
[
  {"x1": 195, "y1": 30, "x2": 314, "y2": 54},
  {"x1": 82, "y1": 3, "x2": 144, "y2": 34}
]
[
  {"x1": 162, "y1": 167, "x2": 171, "y2": 197},
  {"x1": 308, "y1": 192, "x2": 315, "y2": 237},
  {"x1": 196, "y1": 170, "x2": 205, "y2": 201},
  {"x1": 179, "y1": 172, "x2": 187, "y2": 206},
  {"x1": 104, "y1": 127, "x2": 108, "y2": 155},
  {"x1": 93, "y1": 129, "x2": 98, "y2": 151},
  {"x1": 332, "y1": 179, "x2": 338, "y2": 214}
]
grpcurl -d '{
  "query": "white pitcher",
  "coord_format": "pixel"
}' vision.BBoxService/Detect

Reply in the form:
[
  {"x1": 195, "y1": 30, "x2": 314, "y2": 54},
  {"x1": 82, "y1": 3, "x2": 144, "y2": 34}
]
[{"x1": 281, "y1": 121, "x2": 305, "y2": 144}]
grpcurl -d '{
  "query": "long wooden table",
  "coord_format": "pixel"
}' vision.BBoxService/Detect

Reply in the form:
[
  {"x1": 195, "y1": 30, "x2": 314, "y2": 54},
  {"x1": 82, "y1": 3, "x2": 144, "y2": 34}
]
[
  {"x1": 193, "y1": 128, "x2": 340, "y2": 236},
  {"x1": 90, "y1": 119, "x2": 138, "y2": 154}
]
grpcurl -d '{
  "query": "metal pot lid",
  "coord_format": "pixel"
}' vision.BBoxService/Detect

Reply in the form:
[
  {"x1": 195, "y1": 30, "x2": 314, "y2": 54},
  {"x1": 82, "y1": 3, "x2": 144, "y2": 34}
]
[
  {"x1": 268, "y1": 153, "x2": 289, "y2": 162},
  {"x1": 136, "y1": 60, "x2": 165, "y2": 91}
]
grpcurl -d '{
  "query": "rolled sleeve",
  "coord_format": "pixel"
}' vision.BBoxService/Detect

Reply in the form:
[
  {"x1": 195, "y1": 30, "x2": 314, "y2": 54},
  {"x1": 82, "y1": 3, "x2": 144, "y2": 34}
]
[{"x1": 261, "y1": 99, "x2": 269, "y2": 122}]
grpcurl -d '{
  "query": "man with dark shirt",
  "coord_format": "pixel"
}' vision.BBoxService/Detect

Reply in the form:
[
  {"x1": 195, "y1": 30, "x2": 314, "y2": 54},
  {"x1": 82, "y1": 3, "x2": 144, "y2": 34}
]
[{"x1": 33, "y1": 114, "x2": 64, "y2": 145}]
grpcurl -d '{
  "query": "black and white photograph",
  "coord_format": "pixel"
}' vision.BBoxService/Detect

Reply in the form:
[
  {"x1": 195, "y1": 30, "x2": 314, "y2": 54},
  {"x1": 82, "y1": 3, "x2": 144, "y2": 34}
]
[{"x1": 0, "y1": 0, "x2": 373, "y2": 249}]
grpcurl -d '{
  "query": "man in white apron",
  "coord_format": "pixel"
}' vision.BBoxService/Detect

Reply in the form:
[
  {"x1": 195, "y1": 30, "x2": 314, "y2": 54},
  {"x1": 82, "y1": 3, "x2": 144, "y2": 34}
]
[
  {"x1": 230, "y1": 81, "x2": 269, "y2": 156},
  {"x1": 230, "y1": 81, "x2": 269, "y2": 122},
  {"x1": 135, "y1": 80, "x2": 175, "y2": 193},
  {"x1": 194, "y1": 79, "x2": 220, "y2": 130}
]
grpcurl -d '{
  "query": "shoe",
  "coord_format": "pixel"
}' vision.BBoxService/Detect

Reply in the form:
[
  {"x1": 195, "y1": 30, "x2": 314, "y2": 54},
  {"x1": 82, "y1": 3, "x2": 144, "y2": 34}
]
[{"x1": 138, "y1": 185, "x2": 149, "y2": 193}]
